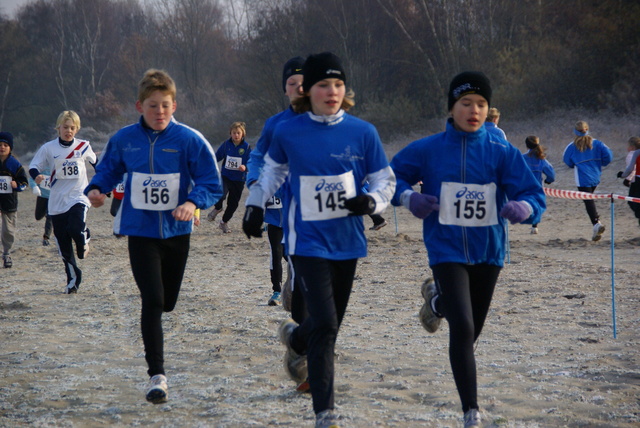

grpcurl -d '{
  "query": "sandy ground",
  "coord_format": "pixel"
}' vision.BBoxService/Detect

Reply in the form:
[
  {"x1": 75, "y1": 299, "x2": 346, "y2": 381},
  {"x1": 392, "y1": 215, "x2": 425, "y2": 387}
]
[{"x1": 1, "y1": 135, "x2": 640, "y2": 427}]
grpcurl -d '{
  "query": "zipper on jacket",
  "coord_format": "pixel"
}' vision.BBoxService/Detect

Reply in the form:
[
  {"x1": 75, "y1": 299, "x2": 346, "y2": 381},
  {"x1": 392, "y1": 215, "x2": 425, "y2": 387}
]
[
  {"x1": 146, "y1": 132, "x2": 164, "y2": 239},
  {"x1": 460, "y1": 136, "x2": 471, "y2": 264}
]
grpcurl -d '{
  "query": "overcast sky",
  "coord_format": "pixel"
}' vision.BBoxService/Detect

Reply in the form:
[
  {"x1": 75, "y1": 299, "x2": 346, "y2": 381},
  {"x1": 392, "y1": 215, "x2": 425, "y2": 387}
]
[{"x1": 1, "y1": 0, "x2": 31, "y2": 17}]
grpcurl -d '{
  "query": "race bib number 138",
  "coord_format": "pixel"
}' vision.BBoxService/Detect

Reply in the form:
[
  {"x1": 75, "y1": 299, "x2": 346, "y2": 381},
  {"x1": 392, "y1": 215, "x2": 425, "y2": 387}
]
[{"x1": 438, "y1": 182, "x2": 498, "y2": 227}]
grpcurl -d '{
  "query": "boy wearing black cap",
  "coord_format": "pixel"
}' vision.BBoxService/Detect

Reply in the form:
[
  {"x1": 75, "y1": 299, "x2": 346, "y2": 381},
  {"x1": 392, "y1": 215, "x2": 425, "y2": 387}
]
[
  {"x1": 390, "y1": 72, "x2": 546, "y2": 427},
  {"x1": 245, "y1": 56, "x2": 305, "y2": 307},
  {"x1": 0, "y1": 131, "x2": 29, "y2": 268}
]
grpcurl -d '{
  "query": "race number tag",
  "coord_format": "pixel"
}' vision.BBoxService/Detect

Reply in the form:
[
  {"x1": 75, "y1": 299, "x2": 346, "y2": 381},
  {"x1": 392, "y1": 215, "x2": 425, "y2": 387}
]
[
  {"x1": 130, "y1": 172, "x2": 180, "y2": 211},
  {"x1": 225, "y1": 155, "x2": 242, "y2": 170},
  {"x1": 439, "y1": 182, "x2": 498, "y2": 227},
  {"x1": 299, "y1": 171, "x2": 356, "y2": 221},
  {"x1": 115, "y1": 182, "x2": 125, "y2": 193},
  {"x1": 266, "y1": 195, "x2": 282, "y2": 209},
  {"x1": 0, "y1": 176, "x2": 11, "y2": 194},
  {"x1": 38, "y1": 175, "x2": 51, "y2": 190},
  {"x1": 54, "y1": 154, "x2": 86, "y2": 180}
]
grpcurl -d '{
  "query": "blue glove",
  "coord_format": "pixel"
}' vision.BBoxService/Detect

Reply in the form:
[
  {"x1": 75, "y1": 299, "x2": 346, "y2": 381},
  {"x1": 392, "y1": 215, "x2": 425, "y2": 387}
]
[
  {"x1": 242, "y1": 205, "x2": 264, "y2": 238},
  {"x1": 500, "y1": 200, "x2": 531, "y2": 224},
  {"x1": 409, "y1": 192, "x2": 439, "y2": 219}
]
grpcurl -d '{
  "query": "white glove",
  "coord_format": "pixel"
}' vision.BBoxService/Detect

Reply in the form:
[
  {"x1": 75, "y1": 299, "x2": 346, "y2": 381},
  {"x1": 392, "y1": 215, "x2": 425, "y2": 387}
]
[{"x1": 32, "y1": 186, "x2": 42, "y2": 196}]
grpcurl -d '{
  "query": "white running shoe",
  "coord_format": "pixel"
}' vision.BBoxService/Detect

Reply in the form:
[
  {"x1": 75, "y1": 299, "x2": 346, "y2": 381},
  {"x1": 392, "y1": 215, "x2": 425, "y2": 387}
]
[
  {"x1": 146, "y1": 374, "x2": 168, "y2": 404},
  {"x1": 530, "y1": 226, "x2": 538, "y2": 234},
  {"x1": 207, "y1": 208, "x2": 222, "y2": 222},
  {"x1": 463, "y1": 408, "x2": 481, "y2": 427},
  {"x1": 278, "y1": 319, "x2": 307, "y2": 383},
  {"x1": 592, "y1": 222, "x2": 605, "y2": 241},
  {"x1": 315, "y1": 409, "x2": 339, "y2": 428},
  {"x1": 419, "y1": 278, "x2": 442, "y2": 333}
]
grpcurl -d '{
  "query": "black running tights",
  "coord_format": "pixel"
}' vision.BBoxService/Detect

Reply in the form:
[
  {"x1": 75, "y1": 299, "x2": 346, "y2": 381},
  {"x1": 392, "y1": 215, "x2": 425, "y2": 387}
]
[{"x1": 431, "y1": 262, "x2": 501, "y2": 413}]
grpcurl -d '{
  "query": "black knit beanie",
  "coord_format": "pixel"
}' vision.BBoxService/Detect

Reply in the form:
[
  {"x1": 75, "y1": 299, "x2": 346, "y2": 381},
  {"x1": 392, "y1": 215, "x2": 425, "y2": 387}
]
[
  {"x1": 282, "y1": 56, "x2": 305, "y2": 93},
  {"x1": 302, "y1": 52, "x2": 346, "y2": 93},
  {"x1": 0, "y1": 132, "x2": 13, "y2": 152},
  {"x1": 448, "y1": 71, "x2": 492, "y2": 110}
]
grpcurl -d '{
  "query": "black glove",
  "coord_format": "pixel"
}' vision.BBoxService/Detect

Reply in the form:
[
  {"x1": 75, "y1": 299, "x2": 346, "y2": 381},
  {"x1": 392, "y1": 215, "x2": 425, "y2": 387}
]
[
  {"x1": 343, "y1": 195, "x2": 376, "y2": 216},
  {"x1": 617, "y1": 171, "x2": 623, "y2": 178},
  {"x1": 544, "y1": 179, "x2": 552, "y2": 185},
  {"x1": 623, "y1": 179, "x2": 631, "y2": 187},
  {"x1": 242, "y1": 205, "x2": 264, "y2": 238}
]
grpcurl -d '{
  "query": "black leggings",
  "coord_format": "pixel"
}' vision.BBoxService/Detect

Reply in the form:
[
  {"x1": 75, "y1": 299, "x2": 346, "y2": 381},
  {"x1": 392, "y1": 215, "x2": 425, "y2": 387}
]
[
  {"x1": 267, "y1": 224, "x2": 284, "y2": 292},
  {"x1": 128, "y1": 234, "x2": 190, "y2": 377},
  {"x1": 577, "y1": 186, "x2": 600, "y2": 225},
  {"x1": 35, "y1": 196, "x2": 53, "y2": 239},
  {"x1": 431, "y1": 262, "x2": 501, "y2": 413},
  {"x1": 50, "y1": 203, "x2": 89, "y2": 288},
  {"x1": 289, "y1": 256, "x2": 357, "y2": 414},
  {"x1": 215, "y1": 177, "x2": 245, "y2": 223}
]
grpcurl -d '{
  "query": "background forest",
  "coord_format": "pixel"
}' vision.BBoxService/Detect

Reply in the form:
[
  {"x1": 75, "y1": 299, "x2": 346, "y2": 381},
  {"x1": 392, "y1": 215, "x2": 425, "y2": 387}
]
[{"x1": 0, "y1": 0, "x2": 639, "y2": 155}]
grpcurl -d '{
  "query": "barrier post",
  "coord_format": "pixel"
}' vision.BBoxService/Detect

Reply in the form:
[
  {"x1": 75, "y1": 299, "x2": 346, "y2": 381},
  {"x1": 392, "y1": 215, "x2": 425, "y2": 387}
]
[
  {"x1": 393, "y1": 205, "x2": 398, "y2": 235},
  {"x1": 610, "y1": 196, "x2": 617, "y2": 338}
]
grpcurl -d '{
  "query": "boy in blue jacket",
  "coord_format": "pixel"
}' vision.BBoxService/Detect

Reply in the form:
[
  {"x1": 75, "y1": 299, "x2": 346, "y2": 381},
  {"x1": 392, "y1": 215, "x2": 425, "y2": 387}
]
[
  {"x1": 0, "y1": 132, "x2": 28, "y2": 268},
  {"x1": 86, "y1": 69, "x2": 223, "y2": 404}
]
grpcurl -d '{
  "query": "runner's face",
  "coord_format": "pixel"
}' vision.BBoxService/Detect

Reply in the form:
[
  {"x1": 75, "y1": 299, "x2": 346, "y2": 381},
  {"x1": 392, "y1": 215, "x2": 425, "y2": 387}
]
[
  {"x1": 309, "y1": 78, "x2": 345, "y2": 116},
  {"x1": 451, "y1": 94, "x2": 488, "y2": 133},
  {"x1": 285, "y1": 75, "x2": 303, "y2": 104},
  {"x1": 231, "y1": 129, "x2": 243, "y2": 144},
  {"x1": 136, "y1": 91, "x2": 176, "y2": 131},
  {"x1": 0, "y1": 142, "x2": 10, "y2": 158},
  {"x1": 57, "y1": 119, "x2": 78, "y2": 142}
]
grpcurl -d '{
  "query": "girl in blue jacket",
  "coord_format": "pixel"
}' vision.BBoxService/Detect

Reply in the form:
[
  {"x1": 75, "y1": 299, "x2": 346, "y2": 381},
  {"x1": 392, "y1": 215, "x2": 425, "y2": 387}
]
[
  {"x1": 86, "y1": 69, "x2": 222, "y2": 405},
  {"x1": 390, "y1": 72, "x2": 545, "y2": 428},
  {"x1": 562, "y1": 120, "x2": 612, "y2": 241},
  {"x1": 523, "y1": 135, "x2": 555, "y2": 234},
  {"x1": 243, "y1": 52, "x2": 396, "y2": 428}
]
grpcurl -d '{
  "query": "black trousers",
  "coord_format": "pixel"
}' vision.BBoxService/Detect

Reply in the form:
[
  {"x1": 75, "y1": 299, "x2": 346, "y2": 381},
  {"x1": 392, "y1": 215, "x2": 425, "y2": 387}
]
[
  {"x1": 128, "y1": 234, "x2": 190, "y2": 377},
  {"x1": 289, "y1": 256, "x2": 357, "y2": 414},
  {"x1": 577, "y1": 186, "x2": 600, "y2": 224},
  {"x1": 267, "y1": 224, "x2": 284, "y2": 292},
  {"x1": 431, "y1": 262, "x2": 501, "y2": 413},
  {"x1": 35, "y1": 196, "x2": 53, "y2": 238},
  {"x1": 628, "y1": 180, "x2": 640, "y2": 219},
  {"x1": 215, "y1": 177, "x2": 245, "y2": 223},
  {"x1": 50, "y1": 203, "x2": 90, "y2": 289}
]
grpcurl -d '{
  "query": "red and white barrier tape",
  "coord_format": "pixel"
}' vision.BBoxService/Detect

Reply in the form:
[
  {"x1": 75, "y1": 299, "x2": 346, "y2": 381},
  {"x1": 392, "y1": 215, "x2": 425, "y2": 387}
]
[{"x1": 543, "y1": 187, "x2": 640, "y2": 204}]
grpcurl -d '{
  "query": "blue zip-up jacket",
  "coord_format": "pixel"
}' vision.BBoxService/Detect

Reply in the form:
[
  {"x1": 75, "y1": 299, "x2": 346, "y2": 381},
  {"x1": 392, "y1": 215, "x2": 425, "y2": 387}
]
[
  {"x1": 523, "y1": 151, "x2": 555, "y2": 184},
  {"x1": 216, "y1": 138, "x2": 251, "y2": 182},
  {"x1": 85, "y1": 117, "x2": 223, "y2": 239},
  {"x1": 0, "y1": 154, "x2": 28, "y2": 212},
  {"x1": 562, "y1": 139, "x2": 612, "y2": 187},
  {"x1": 390, "y1": 119, "x2": 546, "y2": 267},
  {"x1": 246, "y1": 106, "x2": 297, "y2": 227}
]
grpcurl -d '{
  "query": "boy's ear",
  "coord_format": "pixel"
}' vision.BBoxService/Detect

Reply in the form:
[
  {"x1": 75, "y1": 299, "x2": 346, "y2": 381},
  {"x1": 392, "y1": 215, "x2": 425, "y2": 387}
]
[{"x1": 135, "y1": 100, "x2": 143, "y2": 113}]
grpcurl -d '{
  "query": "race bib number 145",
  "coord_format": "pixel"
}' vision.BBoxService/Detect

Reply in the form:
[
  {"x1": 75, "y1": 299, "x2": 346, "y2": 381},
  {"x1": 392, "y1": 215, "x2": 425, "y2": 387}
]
[
  {"x1": 299, "y1": 171, "x2": 356, "y2": 221},
  {"x1": 438, "y1": 182, "x2": 498, "y2": 227}
]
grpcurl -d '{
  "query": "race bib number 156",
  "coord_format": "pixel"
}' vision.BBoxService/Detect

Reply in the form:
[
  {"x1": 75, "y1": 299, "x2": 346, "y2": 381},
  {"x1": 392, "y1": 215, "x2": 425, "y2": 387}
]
[{"x1": 130, "y1": 172, "x2": 180, "y2": 211}]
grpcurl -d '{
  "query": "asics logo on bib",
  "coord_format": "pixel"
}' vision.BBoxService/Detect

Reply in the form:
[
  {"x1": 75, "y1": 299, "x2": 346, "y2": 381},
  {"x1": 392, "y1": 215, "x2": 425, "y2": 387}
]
[
  {"x1": 315, "y1": 178, "x2": 345, "y2": 192},
  {"x1": 143, "y1": 177, "x2": 168, "y2": 188},
  {"x1": 455, "y1": 187, "x2": 486, "y2": 200},
  {"x1": 62, "y1": 160, "x2": 77, "y2": 167}
]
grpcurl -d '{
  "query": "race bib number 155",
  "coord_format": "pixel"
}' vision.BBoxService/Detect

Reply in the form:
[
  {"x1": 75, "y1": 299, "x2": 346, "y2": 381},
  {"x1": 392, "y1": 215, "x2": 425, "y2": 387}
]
[{"x1": 438, "y1": 182, "x2": 498, "y2": 227}]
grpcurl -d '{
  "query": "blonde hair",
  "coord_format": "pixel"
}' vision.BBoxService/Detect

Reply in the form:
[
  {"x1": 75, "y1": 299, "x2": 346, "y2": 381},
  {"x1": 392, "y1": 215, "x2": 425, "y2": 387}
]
[
  {"x1": 55, "y1": 110, "x2": 81, "y2": 131},
  {"x1": 138, "y1": 69, "x2": 176, "y2": 103},
  {"x1": 487, "y1": 107, "x2": 500, "y2": 122},
  {"x1": 292, "y1": 89, "x2": 356, "y2": 114},
  {"x1": 573, "y1": 120, "x2": 593, "y2": 152},
  {"x1": 628, "y1": 136, "x2": 640, "y2": 150},
  {"x1": 525, "y1": 135, "x2": 547, "y2": 160},
  {"x1": 229, "y1": 121, "x2": 246, "y2": 139}
]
